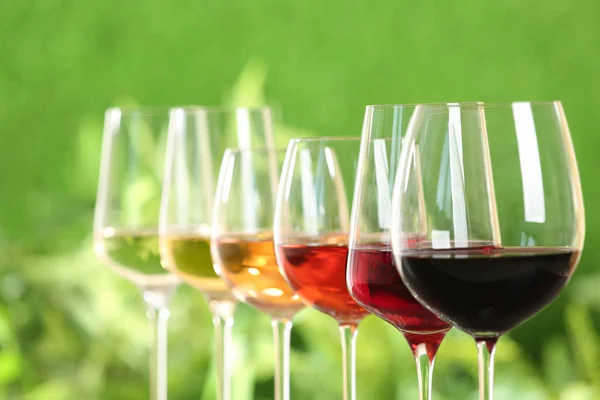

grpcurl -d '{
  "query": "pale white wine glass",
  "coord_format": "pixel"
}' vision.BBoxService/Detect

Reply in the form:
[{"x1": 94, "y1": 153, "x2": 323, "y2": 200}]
[{"x1": 94, "y1": 107, "x2": 179, "y2": 400}]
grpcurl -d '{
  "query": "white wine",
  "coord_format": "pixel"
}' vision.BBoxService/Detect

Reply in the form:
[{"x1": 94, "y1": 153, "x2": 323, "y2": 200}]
[
  {"x1": 160, "y1": 234, "x2": 233, "y2": 300},
  {"x1": 94, "y1": 227, "x2": 179, "y2": 287}
]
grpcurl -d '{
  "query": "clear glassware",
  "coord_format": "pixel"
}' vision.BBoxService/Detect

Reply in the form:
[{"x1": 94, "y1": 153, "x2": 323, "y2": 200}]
[
  {"x1": 274, "y1": 137, "x2": 370, "y2": 400},
  {"x1": 159, "y1": 106, "x2": 275, "y2": 400},
  {"x1": 346, "y1": 104, "x2": 452, "y2": 400},
  {"x1": 211, "y1": 148, "x2": 305, "y2": 400},
  {"x1": 389, "y1": 101, "x2": 585, "y2": 400},
  {"x1": 94, "y1": 107, "x2": 180, "y2": 400}
]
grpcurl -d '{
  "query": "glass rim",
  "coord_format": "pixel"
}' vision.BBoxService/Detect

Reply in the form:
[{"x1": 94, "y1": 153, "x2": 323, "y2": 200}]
[
  {"x1": 105, "y1": 105, "x2": 272, "y2": 116},
  {"x1": 366, "y1": 100, "x2": 562, "y2": 109}
]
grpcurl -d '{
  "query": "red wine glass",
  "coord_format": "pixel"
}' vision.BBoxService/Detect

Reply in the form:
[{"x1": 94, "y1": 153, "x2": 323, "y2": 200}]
[
  {"x1": 274, "y1": 137, "x2": 370, "y2": 400},
  {"x1": 347, "y1": 104, "x2": 453, "y2": 400},
  {"x1": 390, "y1": 102, "x2": 585, "y2": 400}
]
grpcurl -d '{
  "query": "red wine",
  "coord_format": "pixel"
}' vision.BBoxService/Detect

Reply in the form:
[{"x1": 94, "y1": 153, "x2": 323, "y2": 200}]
[
  {"x1": 399, "y1": 246, "x2": 580, "y2": 338},
  {"x1": 276, "y1": 242, "x2": 370, "y2": 325},
  {"x1": 347, "y1": 246, "x2": 450, "y2": 358}
]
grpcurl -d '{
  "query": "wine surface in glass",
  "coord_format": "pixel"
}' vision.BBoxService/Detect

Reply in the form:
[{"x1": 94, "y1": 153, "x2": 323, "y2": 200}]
[
  {"x1": 160, "y1": 234, "x2": 232, "y2": 299},
  {"x1": 347, "y1": 245, "x2": 450, "y2": 333},
  {"x1": 213, "y1": 234, "x2": 304, "y2": 318},
  {"x1": 95, "y1": 227, "x2": 178, "y2": 286},
  {"x1": 276, "y1": 238, "x2": 369, "y2": 324},
  {"x1": 399, "y1": 245, "x2": 580, "y2": 337}
]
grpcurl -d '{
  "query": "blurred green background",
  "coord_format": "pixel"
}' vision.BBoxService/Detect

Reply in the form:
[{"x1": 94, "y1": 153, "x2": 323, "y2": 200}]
[{"x1": 1, "y1": 0, "x2": 600, "y2": 399}]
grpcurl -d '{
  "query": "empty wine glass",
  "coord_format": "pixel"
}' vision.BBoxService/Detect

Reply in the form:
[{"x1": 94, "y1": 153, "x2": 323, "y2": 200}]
[
  {"x1": 211, "y1": 148, "x2": 304, "y2": 400},
  {"x1": 94, "y1": 107, "x2": 180, "y2": 400},
  {"x1": 347, "y1": 104, "x2": 451, "y2": 400},
  {"x1": 274, "y1": 137, "x2": 370, "y2": 400},
  {"x1": 159, "y1": 106, "x2": 276, "y2": 400},
  {"x1": 390, "y1": 101, "x2": 585, "y2": 400}
]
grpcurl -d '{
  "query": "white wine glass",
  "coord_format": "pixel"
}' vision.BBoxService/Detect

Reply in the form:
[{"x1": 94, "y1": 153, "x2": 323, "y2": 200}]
[
  {"x1": 94, "y1": 107, "x2": 179, "y2": 400},
  {"x1": 159, "y1": 106, "x2": 276, "y2": 400}
]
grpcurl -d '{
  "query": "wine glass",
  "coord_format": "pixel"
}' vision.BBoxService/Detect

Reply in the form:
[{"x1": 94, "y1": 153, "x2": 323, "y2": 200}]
[
  {"x1": 390, "y1": 101, "x2": 585, "y2": 400},
  {"x1": 159, "y1": 106, "x2": 275, "y2": 400},
  {"x1": 346, "y1": 104, "x2": 452, "y2": 400},
  {"x1": 274, "y1": 137, "x2": 370, "y2": 400},
  {"x1": 211, "y1": 148, "x2": 305, "y2": 400},
  {"x1": 94, "y1": 107, "x2": 180, "y2": 400}
]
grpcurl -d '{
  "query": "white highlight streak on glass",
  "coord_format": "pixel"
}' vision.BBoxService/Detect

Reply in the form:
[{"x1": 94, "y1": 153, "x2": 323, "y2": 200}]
[
  {"x1": 448, "y1": 105, "x2": 469, "y2": 247},
  {"x1": 374, "y1": 139, "x2": 391, "y2": 230},
  {"x1": 171, "y1": 109, "x2": 189, "y2": 226},
  {"x1": 300, "y1": 149, "x2": 319, "y2": 235},
  {"x1": 195, "y1": 109, "x2": 214, "y2": 221},
  {"x1": 432, "y1": 229, "x2": 451, "y2": 249},
  {"x1": 236, "y1": 109, "x2": 257, "y2": 231},
  {"x1": 512, "y1": 102, "x2": 546, "y2": 223},
  {"x1": 220, "y1": 156, "x2": 236, "y2": 204},
  {"x1": 325, "y1": 147, "x2": 349, "y2": 232}
]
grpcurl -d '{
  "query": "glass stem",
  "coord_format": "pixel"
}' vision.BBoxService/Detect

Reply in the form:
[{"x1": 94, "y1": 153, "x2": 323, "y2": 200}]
[
  {"x1": 143, "y1": 289, "x2": 173, "y2": 400},
  {"x1": 339, "y1": 324, "x2": 358, "y2": 400},
  {"x1": 413, "y1": 343, "x2": 435, "y2": 400},
  {"x1": 272, "y1": 318, "x2": 292, "y2": 400},
  {"x1": 477, "y1": 339, "x2": 497, "y2": 400},
  {"x1": 210, "y1": 300, "x2": 236, "y2": 400}
]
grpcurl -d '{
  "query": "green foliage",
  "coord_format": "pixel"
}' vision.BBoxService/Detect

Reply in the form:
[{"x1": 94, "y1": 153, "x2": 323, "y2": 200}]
[{"x1": 1, "y1": 0, "x2": 600, "y2": 398}]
